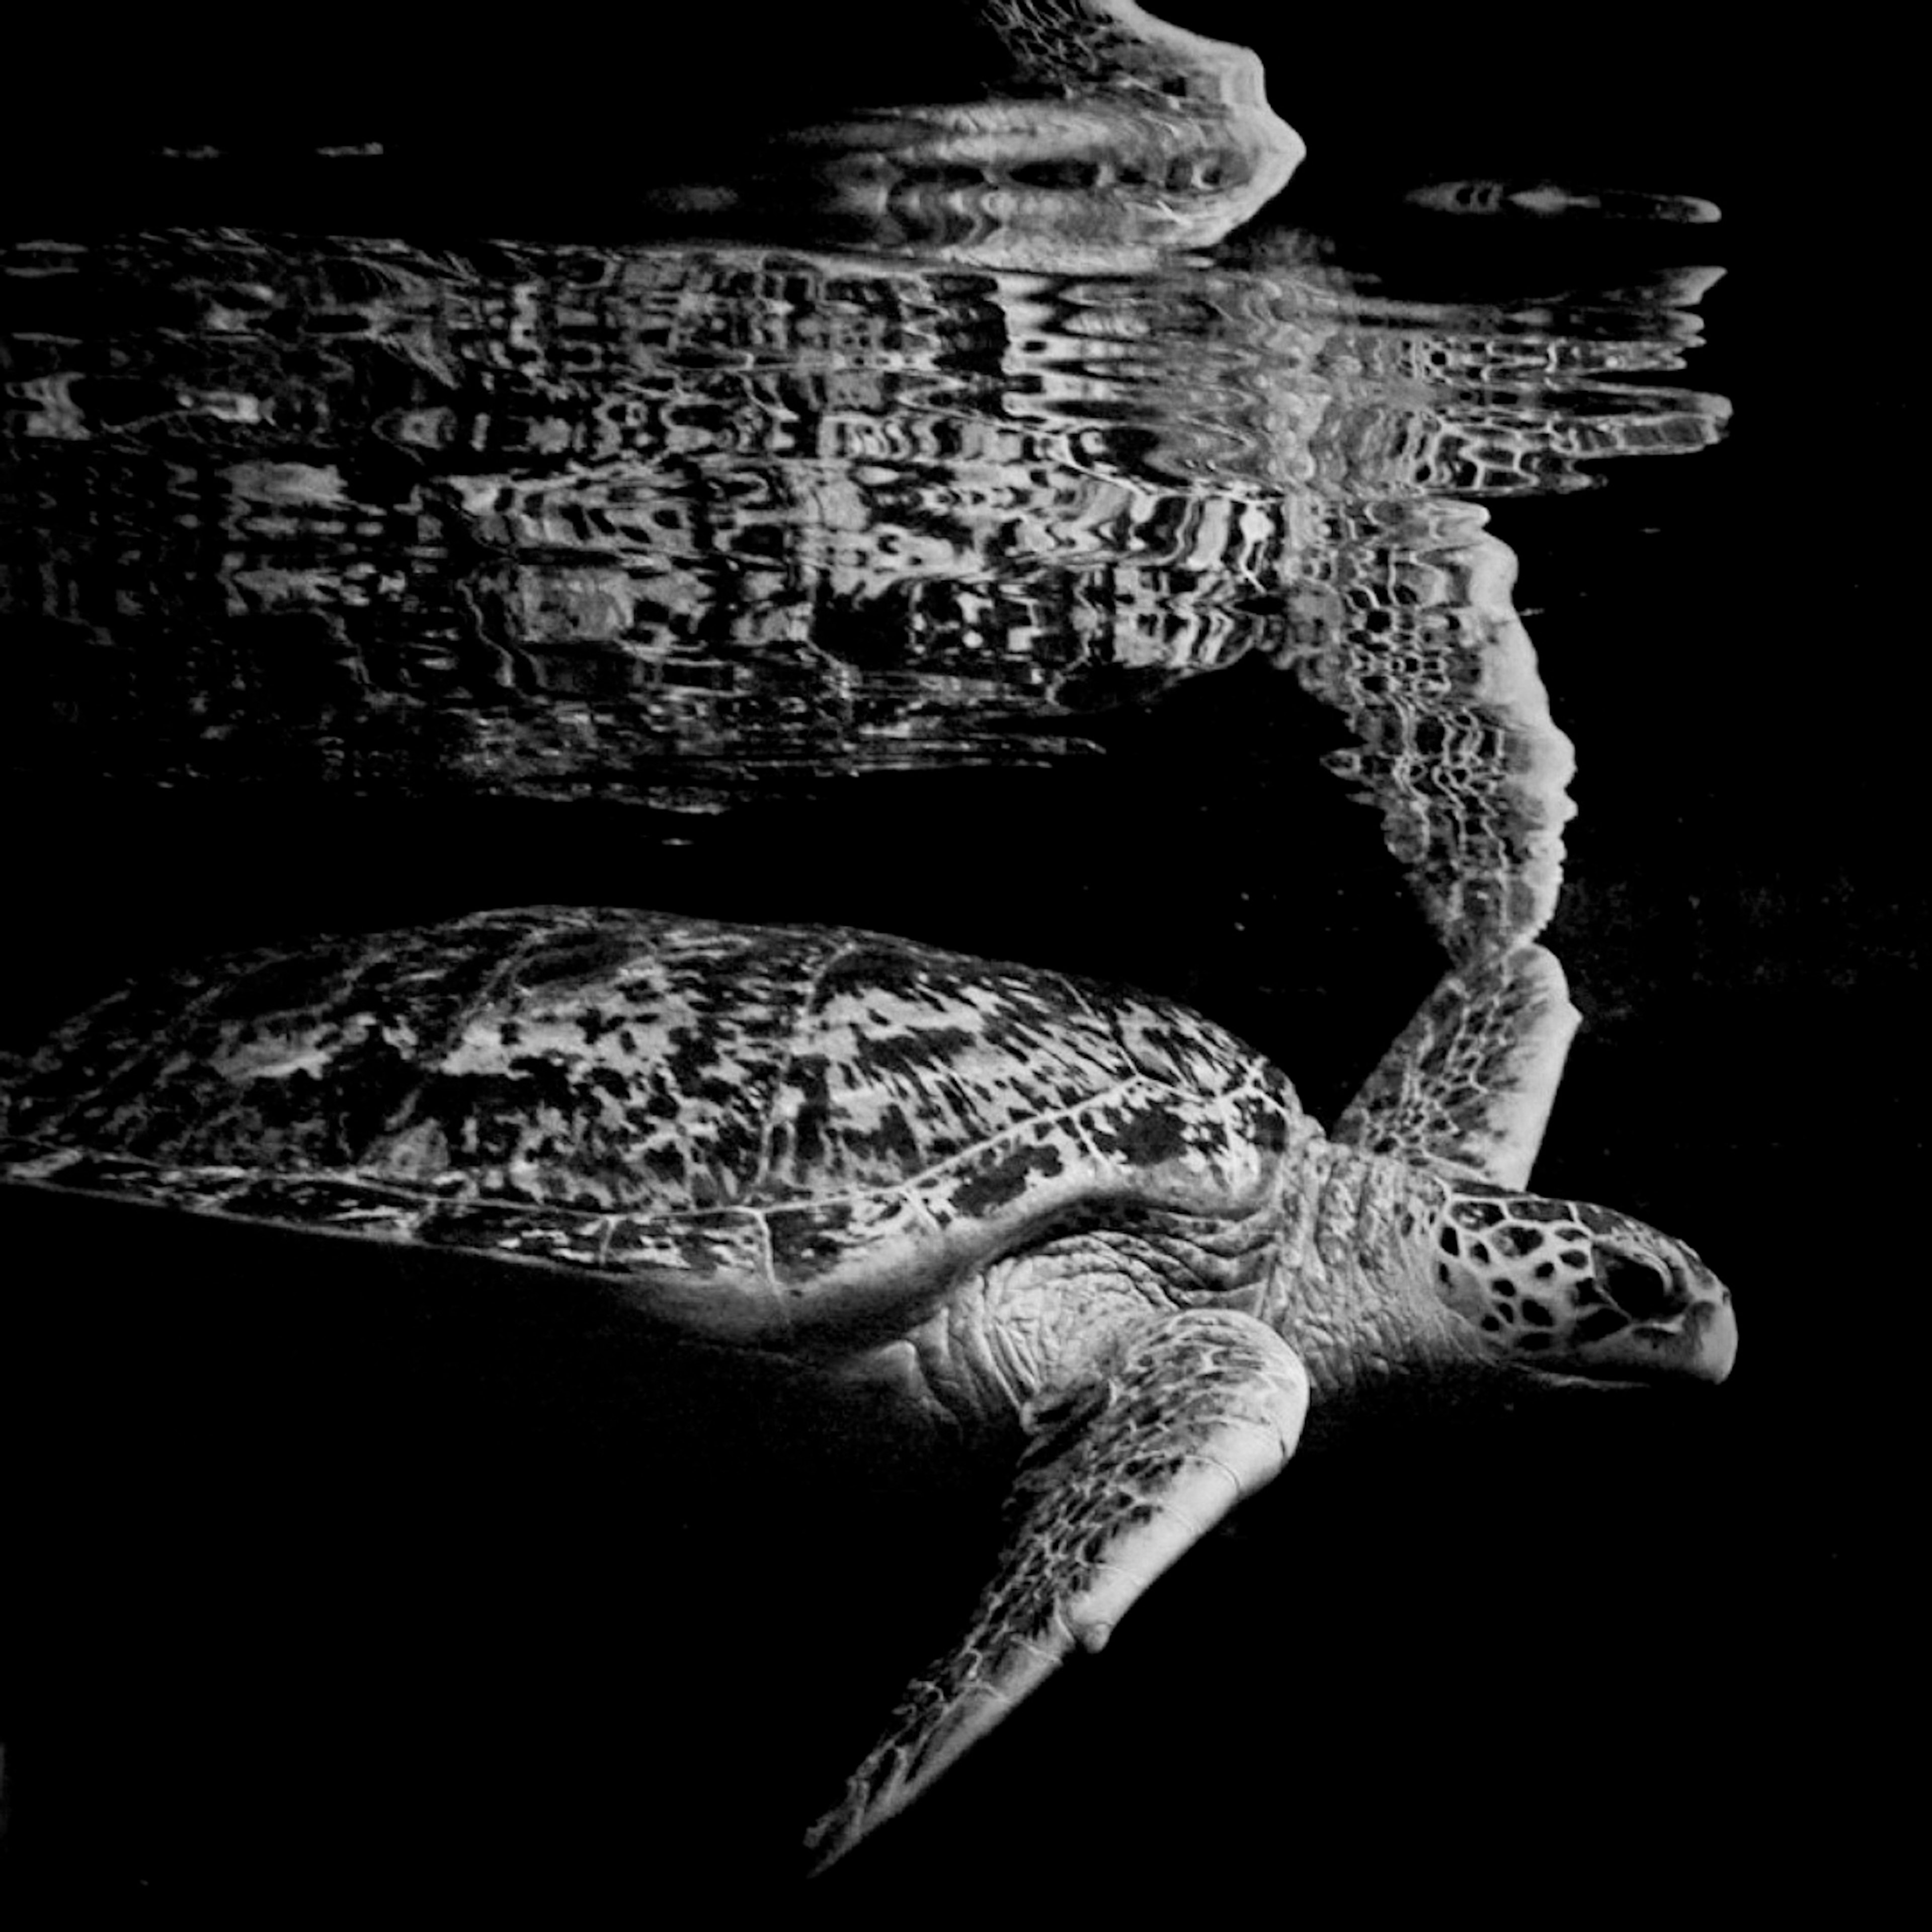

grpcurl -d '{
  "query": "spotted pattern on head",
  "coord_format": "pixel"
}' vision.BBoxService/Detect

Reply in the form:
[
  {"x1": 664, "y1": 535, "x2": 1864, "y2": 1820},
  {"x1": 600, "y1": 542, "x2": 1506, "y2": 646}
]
[{"x1": 1429, "y1": 1182, "x2": 1734, "y2": 1382}]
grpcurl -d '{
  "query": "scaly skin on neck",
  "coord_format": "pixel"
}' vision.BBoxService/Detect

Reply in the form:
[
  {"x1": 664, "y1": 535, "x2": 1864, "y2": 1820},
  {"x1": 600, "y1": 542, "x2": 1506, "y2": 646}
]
[
  {"x1": 933, "y1": 1141, "x2": 1459, "y2": 1425},
  {"x1": 1256, "y1": 1140, "x2": 1473, "y2": 1398}
]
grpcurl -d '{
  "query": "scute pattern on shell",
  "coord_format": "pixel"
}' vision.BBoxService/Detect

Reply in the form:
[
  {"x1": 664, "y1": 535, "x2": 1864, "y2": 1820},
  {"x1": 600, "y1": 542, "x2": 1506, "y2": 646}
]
[{"x1": 0, "y1": 908, "x2": 1309, "y2": 1305}]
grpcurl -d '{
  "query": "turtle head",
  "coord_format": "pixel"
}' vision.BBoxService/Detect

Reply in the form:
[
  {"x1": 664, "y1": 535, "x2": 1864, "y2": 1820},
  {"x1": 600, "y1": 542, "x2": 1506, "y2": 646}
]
[{"x1": 1427, "y1": 1183, "x2": 1736, "y2": 1385}]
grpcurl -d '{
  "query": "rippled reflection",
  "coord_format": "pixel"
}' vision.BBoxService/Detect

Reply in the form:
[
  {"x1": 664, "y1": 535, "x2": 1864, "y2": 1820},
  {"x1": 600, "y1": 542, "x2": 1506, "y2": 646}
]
[
  {"x1": 0, "y1": 0, "x2": 1730, "y2": 971},
  {"x1": 1, "y1": 230, "x2": 1724, "y2": 946}
]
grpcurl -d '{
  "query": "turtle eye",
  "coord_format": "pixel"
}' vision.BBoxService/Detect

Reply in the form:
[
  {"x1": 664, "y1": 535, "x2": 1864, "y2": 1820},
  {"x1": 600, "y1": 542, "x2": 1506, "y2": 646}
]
[{"x1": 1597, "y1": 1250, "x2": 1677, "y2": 1321}]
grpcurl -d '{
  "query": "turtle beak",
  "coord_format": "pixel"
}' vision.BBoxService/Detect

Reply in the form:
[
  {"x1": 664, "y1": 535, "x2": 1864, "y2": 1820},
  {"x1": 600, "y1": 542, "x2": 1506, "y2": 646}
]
[
  {"x1": 1566, "y1": 1261, "x2": 1737, "y2": 1387},
  {"x1": 1666, "y1": 1241, "x2": 1739, "y2": 1383},
  {"x1": 1684, "y1": 1283, "x2": 1738, "y2": 1384}
]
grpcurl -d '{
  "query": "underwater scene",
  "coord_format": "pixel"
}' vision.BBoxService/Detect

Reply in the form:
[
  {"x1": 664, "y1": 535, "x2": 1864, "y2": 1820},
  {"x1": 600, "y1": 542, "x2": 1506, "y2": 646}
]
[{"x1": 0, "y1": 2, "x2": 1902, "y2": 1912}]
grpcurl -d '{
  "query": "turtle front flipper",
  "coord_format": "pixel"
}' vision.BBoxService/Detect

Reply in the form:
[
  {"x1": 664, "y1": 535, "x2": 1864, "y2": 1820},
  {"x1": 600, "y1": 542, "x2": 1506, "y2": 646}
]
[
  {"x1": 1331, "y1": 943, "x2": 1579, "y2": 1188},
  {"x1": 804, "y1": 1307, "x2": 1309, "y2": 1873}
]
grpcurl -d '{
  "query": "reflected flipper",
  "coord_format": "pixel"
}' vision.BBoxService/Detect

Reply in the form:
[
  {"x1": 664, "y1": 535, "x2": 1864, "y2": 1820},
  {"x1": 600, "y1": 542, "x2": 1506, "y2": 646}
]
[
  {"x1": 1330, "y1": 944, "x2": 1579, "y2": 1188},
  {"x1": 1402, "y1": 180, "x2": 1721, "y2": 224},
  {"x1": 1294, "y1": 506, "x2": 1577, "y2": 967},
  {"x1": 804, "y1": 1307, "x2": 1308, "y2": 1872}
]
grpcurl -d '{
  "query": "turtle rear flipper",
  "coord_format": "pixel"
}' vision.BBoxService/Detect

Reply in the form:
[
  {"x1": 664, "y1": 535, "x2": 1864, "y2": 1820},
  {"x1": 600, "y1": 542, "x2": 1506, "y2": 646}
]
[{"x1": 804, "y1": 1306, "x2": 1308, "y2": 1873}]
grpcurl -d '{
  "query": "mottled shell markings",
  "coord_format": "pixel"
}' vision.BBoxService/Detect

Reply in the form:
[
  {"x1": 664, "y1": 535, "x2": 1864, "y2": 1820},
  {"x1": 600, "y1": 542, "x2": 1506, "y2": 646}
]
[{"x1": 0, "y1": 908, "x2": 1307, "y2": 1308}]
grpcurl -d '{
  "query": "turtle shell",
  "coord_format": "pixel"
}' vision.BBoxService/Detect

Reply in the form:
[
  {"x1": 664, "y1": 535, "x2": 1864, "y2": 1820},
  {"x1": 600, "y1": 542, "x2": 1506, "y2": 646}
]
[{"x1": 0, "y1": 909, "x2": 1308, "y2": 1338}]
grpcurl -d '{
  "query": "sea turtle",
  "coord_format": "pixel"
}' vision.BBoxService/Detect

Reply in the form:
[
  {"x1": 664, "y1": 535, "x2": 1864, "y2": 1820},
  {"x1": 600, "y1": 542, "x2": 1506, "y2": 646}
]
[{"x1": 0, "y1": 904, "x2": 1736, "y2": 1869}]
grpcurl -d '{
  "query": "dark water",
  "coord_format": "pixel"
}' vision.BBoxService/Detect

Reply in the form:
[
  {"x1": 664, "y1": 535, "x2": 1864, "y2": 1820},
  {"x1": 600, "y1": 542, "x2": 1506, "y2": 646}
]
[{"x1": 0, "y1": 4, "x2": 1904, "y2": 1913}]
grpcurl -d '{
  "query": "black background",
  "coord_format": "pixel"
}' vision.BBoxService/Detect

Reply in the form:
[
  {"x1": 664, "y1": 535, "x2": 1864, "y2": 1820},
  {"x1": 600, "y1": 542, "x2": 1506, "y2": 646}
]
[{"x1": 1, "y1": 3, "x2": 1908, "y2": 1915}]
